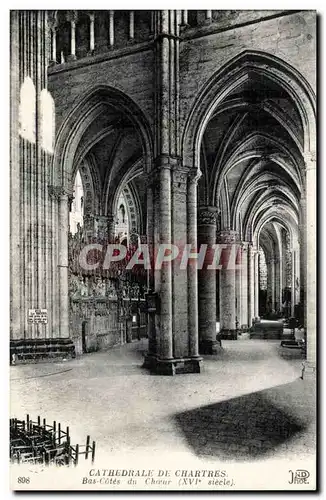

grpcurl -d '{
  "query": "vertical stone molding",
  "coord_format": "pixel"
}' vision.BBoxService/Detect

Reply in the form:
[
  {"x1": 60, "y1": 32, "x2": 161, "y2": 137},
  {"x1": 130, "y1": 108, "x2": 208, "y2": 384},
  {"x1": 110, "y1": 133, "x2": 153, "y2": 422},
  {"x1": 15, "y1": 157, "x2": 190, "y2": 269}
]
[
  {"x1": 235, "y1": 251, "x2": 242, "y2": 329},
  {"x1": 66, "y1": 11, "x2": 77, "y2": 60},
  {"x1": 49, "y1": 186, "x2": 72, "y2": 339},
  {"x1": 58, "y1": 189, "x2": 70, "y2": 338},
  {"x1": 247, "y1": 243, "x2": 255, "y2": 328},
  {"x1": 291, "y1": 249, "x2": 300, "y2": 316},
  {"x1": 302, "y1": 152, "x2": 316, "y2": 377},
  {"x1": 274, "y1": 257, "x2": 282, "y2": 314},
  {"x1": 129, "y1": 11, "x2": 135, "y2": 40},
  {"x1": 171, "y1": 165, "x2": 190, "y2": 359},
  {"x1": 198, "y1": 206, "x2": 219, "y2": 353},
  {"x1": 158, "y1": 165, "x2": 173, "y2": 362},
  {"x1": 109, "y1": 10, "x2": 114, "y2": 47},
  {"x1": 145, "y1": 174, "x2": 156, "y2": 356},
  {"x1": 254, "y1": 251, "x2": 260, "y2": 319},
  {"x1": 266, "y1": 256, "x2": 276, "y2": 313},
  {"x1": 239, "y1": 243, "x2": 248, "y2": 329},
  {"x1": 218, "y1": 229, "x2": 238, "y2": 340},
  {"x1": 51, "y1": 27, "x2": 57, "y2": 63},
  {"x1": 89, "y1": 13, "x2": 95, "y2": 52},
  {"x1": 187, "y1": 169, "x2": 201, "y2": 360}
]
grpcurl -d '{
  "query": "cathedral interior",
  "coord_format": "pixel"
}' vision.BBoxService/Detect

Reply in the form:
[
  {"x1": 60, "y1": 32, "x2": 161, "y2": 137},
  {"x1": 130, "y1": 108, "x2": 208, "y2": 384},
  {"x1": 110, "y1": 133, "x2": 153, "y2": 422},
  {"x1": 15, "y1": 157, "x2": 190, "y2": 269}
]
[{"x1": 10, "y1": 10, "x2": 316, "y2": 378}]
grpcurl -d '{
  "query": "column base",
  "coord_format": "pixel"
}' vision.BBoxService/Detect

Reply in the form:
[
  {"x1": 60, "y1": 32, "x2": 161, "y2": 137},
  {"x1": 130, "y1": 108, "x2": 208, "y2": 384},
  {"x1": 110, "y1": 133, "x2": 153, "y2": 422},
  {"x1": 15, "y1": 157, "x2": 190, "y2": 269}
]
[
  {"x1": 199, "y1": 339, "x2": 222, "y2": 355},
  {"x1": 219, "y1": 329, "x2": 238, "y2": 340},
  {"x1": 301, "y1": 361, "x2": 317, "y2": 379},
  {"x1": 143, "y1": 353, "x2": 202, "y2": 375}
]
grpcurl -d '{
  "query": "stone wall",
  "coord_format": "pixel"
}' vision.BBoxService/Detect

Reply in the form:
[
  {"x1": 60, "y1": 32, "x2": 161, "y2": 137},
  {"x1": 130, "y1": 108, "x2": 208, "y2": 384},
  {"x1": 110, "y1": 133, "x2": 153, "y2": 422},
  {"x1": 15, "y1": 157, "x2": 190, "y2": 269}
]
[
  {"x1": 69, "y1": 297, "x2": 147, "y2": 355},
  {"x1": 48, "y1": 11, "x2": 316, "y2": 161},
  {"x1": 48, "y1": 46, "x2": 154, "y2": 134}
]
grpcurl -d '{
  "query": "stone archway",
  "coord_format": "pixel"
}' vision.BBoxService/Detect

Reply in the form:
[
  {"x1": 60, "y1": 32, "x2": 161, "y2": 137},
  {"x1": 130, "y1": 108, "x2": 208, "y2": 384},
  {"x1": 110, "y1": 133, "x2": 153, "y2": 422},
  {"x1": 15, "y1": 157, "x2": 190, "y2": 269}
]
[
  {"x1": 50, "y1": 85, "x2": 154, "y2": 341},
  {"x1": 182, "y1": 50, "x2": 316, "y2": 364}
]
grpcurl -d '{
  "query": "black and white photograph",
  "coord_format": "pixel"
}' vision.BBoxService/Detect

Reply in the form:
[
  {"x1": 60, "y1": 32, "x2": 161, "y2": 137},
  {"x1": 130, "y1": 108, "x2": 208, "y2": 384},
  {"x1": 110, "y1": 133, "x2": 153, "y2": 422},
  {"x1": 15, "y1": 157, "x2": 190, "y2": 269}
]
[{"x1": 9, "y1": 7, "x2": 317, "y2": 491}]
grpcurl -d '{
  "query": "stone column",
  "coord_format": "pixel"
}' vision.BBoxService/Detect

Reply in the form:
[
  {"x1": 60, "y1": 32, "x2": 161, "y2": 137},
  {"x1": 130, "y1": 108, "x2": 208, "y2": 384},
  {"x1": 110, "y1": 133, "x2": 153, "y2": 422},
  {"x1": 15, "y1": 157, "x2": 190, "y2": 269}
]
[
  {"x1": 247, "y1": 243, "x2": 255, "y2": 327},
  {"x1": 274, "y1": 256, "x2": 282, "y2": 314},
  {"x1": 291, "y1": 248, "x2": 300, "y2": 316},
  {"x1": 282, "y1": 233, "x2": 288, "y2": 293},
  {"x1": 107, "y1": 215, "x2": 116, "y2": 242},
  {"x1": 291, "y1": 250, "x2": 296, "y2": 317},
  {"x1": 11, "y1": 11, "x2": 56, "y2": 342},
  {"x1": 198, "y1": 207, "x2": 219, "y2": 353},
  {"x1": 294, "y1": 247, "x2": 301, "y2": 307},
  {"x1": 205, "y1": 10, "x2": 212, "y2": 20},
  {"x1": 146, "y1": 175, "x2": 156, "y2": 356},
  {"x1": 109, "y1": 10, "x2": 114, "y2": 47},
  {"x1": 70, "y1": 19, "x2": 76, "y2": 58},
  {"x1": 144, "y1": 11, "x2": 200, "y2": 374},
  {"x1": 159, "y1": 165, "x2": 173, "y2": 362},
  {"x1": 235, "y1": 248, "x2": 242, "y2": 329},
  {"x1": 266, "y1": 256, "x2": 275, "y2": 313},
  {"x1": 302, "y1": 152, "x2": 316, "y2": 377},
  {"x1": 89, "y1": 13, "x2": 95, "y2": 52},
  {"x1": 219, "y1": 230, "x2": 238, "y2": 340},
  {"x1": 129, "y1": 11, "x2": 134, "y2": 40},
  {"x1": 254, "y1": 250, "x2": 260, "y2": 319},
  {"x1": 51, "y1": 27, "x2": 57, "y2": 63},
  {"x1": 58, "y1": 189, "x2": 70, "y2": 338},
  {"x1": 240, "y1": 243, "x2": 248, "y2": 328},
  {"x1": 187, "y1": 169, "x2": 201, "y2": 360},
  {"x1": 181, "y1": 10, "x2": 188, "y2": 26},
  {"x1": 299, "y1": 195, "x2": 306, "y2": 308}
]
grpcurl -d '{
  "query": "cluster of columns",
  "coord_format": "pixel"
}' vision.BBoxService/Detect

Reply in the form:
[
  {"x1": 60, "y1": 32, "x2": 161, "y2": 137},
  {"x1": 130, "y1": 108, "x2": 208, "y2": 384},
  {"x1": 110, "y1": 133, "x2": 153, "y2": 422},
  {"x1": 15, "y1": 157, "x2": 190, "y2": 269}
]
[
  {"x1": 265, "y1": 249, "x2": 300, "y2": 316},
  {"x1": 144, "y1": 11, "x2": 202, "y2": 374},
  {"x1": 196, "y1": 216, "x2": 260, "y2": 351},
  {"x1": 10, "y1": 11, "x2": 60, "y2": 340}
]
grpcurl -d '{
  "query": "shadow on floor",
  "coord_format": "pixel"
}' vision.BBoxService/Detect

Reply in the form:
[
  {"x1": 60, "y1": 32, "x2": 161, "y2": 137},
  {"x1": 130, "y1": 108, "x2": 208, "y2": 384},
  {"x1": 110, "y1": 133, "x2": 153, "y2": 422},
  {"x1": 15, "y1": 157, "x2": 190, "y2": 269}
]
[
  {"x1": 174, "y1": 379, "x2": 315, "y2": 461},
  {"x1": 206, "y1": 343, "x2": 278, "y2": 362}
]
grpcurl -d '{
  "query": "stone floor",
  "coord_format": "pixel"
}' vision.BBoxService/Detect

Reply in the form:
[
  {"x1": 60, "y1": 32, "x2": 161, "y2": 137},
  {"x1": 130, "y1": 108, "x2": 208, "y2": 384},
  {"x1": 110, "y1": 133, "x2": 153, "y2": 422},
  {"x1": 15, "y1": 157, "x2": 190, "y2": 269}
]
[{"x1": 10, "y1": 339, "x2": 315, "y2": 465}]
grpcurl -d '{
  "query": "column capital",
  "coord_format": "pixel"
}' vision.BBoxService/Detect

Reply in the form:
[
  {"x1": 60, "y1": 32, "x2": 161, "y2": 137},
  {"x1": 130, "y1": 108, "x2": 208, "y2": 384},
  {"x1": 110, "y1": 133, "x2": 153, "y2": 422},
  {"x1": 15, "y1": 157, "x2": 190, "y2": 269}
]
[
  {"x1": 198, "y1": 206, "x2": 218, "y2": 226},
  {"x1": 304, "y1": 151, "x2": 316, "y2": 166},
  {"x1": 48, "y1": 10, "x2": 58, "y2": 30},
  {"x1": 48, "y1": 185, "x2": 73, "y2": 200},
  {"x1": 217, "y1": 229, "x2": 239, "y2": 244},
  {"x1": 240, "y1": 241, "x2": 250, "y2": 252},
  {"x1": 187, "y1": 167, "x2": 202, "y2": 184},
  {"x1": 66, "y1": 10, "x2": 78, "y2": 23}
]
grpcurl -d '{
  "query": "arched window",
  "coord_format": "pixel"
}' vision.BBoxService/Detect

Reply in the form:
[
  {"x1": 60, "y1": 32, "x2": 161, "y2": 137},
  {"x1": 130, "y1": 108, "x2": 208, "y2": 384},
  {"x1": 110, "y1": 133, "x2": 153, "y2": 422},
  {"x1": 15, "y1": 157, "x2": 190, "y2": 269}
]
[
  {"x1": 19, "y1": 77, "x2": 36, "y2": 143},
  {"x1": 40, "y1": 89, "x2": 55, "y2": 154}
]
